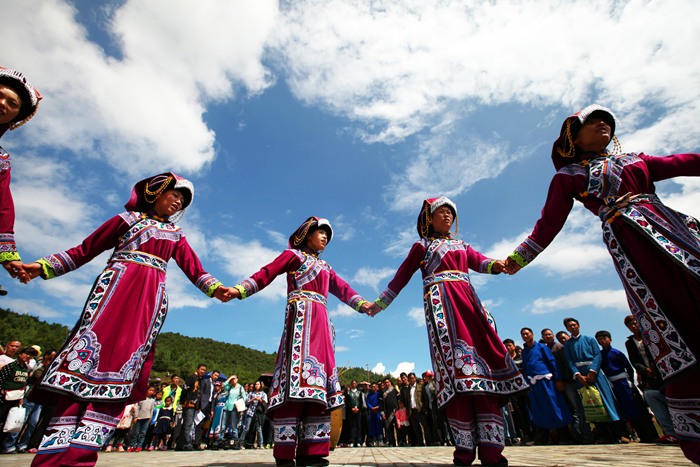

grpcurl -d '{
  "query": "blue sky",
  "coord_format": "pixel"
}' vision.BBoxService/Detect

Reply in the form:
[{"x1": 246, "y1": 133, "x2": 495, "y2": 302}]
[{"x1": 3, "y1": 0, "x2": 700, "y2": 377}]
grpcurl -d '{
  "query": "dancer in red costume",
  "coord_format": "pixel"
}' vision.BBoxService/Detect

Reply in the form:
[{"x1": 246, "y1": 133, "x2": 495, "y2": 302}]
[
  {"x1": 231, "y1": 217, "x2": 372, "y2": 467},
  {"x1": 368, "y1": 197, "x2": 528, "y2": 466},
  {"x1": 20, "y1": 173, "x2": 234, "y2": 467},
  {"x1": 0, "y1": 67, "x2": 42, "y2": 291},
  {"x1": 505, "y1": 104, "x2": 700, "y2": 463}
]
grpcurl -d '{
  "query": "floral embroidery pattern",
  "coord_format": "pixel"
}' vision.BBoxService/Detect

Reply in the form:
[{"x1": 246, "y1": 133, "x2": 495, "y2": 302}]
[
  {"x1": 299, "y1": 415, "x2": 332, "y2": 443},
  {"x1": 667, "y1": 397, "x2": 700, "y2": 442},
  {"x1": 273, "y1": 417, "x2": 298, "y2": 446},
  {"x1": 604, "y1": 222, "x2": 696, "y2": 381}
]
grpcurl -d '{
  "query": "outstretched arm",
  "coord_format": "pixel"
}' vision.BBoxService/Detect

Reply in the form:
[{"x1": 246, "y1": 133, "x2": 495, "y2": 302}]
[{"x1": 371, "y1": 242, "x2": 424, "y2": 317}]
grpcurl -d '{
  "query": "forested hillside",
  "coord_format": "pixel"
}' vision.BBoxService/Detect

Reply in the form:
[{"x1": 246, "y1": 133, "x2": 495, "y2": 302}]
[{"x1": 0, "y1": 308, "x2": 391, "y2": 385}]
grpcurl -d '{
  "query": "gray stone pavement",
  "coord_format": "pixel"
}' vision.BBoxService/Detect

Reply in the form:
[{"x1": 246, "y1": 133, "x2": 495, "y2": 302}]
[{"x1": 0, "y1": 445, "x2": 693, "y2": 467}]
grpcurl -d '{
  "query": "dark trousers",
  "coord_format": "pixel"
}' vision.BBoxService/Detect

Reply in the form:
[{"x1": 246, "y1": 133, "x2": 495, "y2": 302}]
[
  {"x1": 409, "y1": 410, "x2": 423, "y2": 446},
  {"x1": 177, "y1": 407, "x2": 195, "y2": 448},
  {"x1": 418, "y1": 410, "x2": 433, "y2": 445},
  {"x1": 348, "y1": 413, "x2": 361, "y2": 445},
  {"x1": 28, "y1": 405, "x2": 55, "y2": 451},
  {"x1": 384, "y1": 417, "x2": 397, "y2": 446},
  {"x1": 0, "y1": 400, "x2": 20, "y2": 449}
]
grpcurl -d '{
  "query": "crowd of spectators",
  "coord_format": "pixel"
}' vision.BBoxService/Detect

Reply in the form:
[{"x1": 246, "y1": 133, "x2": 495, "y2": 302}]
[{"x1": 0, "y1": 311, "x2": 680, "y2": 455}]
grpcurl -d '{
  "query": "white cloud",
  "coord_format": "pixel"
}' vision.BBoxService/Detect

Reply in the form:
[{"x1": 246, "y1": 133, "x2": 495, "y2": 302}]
[
  {"x1": 332, "y1": 215, "x2": 356, "y2": 241},
  {"x1": 6, "y1": 0, "x2": 277, "y2": 176},
  {"x1": 372, "y1": 362, "x2": 386, "y2": 374},
  {"x1": 407, "y1": 307, "x2": 424, "y2": 327},
  {"x1": 328, "y1": 302, "x2": 357, "y2": 318},
  {"x1": 350, "y1": 267, "x2": 395, "y2": 293},
  {"x1": 2, "y1": 298, "x2": 65, "y2": 319},
  {"x1": 384, "y1": 224, "x2": 417, "y2": 258},
  {"x1": 265, "y1": 229, "x2": 288, "y2": 248},
  {"x1": 274, "y1": 0, "x2": 700, "y2": 206},
  {"x1": 210, "y1": 236, "x2": 286, "y2": 300},
  {"x1": 335, "y1": 345, "x2": 349, "y2": 352},
  {"x1": 528, "y1": 289, "x2": 629, "y2": 315},
  {"x1": 485, "y1": 204, "x2": 611, "y2": 276},
  {"x1": 390, "y1": 362, "x2": 415, "y2": 378},
  {"x1": 347, "y1": 329, "x2": 364, "y2": 339}
]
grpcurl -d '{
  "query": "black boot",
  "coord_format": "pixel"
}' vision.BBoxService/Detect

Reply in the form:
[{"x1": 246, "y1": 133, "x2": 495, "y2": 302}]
[
  {"x1": 296, "y1": 455, "x2": 329, "y2": 466},
  {"x1": 275, "y1": 458, "x2": 295, "y2": 466}
]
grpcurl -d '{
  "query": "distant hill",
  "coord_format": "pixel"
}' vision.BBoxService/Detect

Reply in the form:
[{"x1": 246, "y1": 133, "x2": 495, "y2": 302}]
[{"x1": 0, "y1": 308, "x2": 393, "y2": 385}]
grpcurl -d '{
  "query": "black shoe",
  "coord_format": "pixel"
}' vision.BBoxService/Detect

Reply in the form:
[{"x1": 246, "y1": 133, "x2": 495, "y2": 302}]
[
  {"x1": 296, "y1": 455, "x2": 329, "y2": 467},
  {"x1": 275, "y1": 458, "x2": 296, "y2": 466},
  {"x1": 183, "y1": 445, "x2": 193, "y2": 451},
  {"x1": 453, "y1": 459, "x2": 472, "y2": 466},
  {"x1": 482, "y1": 459, "x2": 508, "y2": 467}
]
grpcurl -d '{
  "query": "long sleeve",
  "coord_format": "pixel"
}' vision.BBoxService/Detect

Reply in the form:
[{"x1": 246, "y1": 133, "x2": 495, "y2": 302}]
[
  {"x1": 0, "y1": 150, "x2": 19, "y2": 262},
  {"x1": 588, "y1": 337, "x2": 602, "y2": 374},
  {"x1": 541, "y1": 344, "x2": 562, "y2": 380},
  {"x1": 466, "y1": 244, "x2": 499, "y2": 274},
  {"x1": 328, "y1": 269, "x2": 367, "y2": 312},
  {"x1": 509, "y1": 172, "x2": 577, "y2": 268},
  {"x1": 234, "y1": 249, "x2": 302, "y2": 299},
  {"x1": 172, "y1": 236, "x2": 222, "y2": 297},
  {"x1": 564, "y1": 342, "x2": 579, "y2": 377},
  {"x1": 376, "y1": 242, "x2": 424, "y2": 310},
  {"x1": 520, "y1": 348, "x2": 530, "y2": 380},
  {"x1": 625, "y1": 338, "x2": 650, "y2": 374},
  {"x1": 37, "y1": 214, "x2": 129, "y2": 279},
  {"x1": 641, "y1": 153, "x2": 700, "y2": 182}
]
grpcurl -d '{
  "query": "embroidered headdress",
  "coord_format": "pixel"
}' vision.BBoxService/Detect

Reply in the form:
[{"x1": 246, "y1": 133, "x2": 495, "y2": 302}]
[
  {"x1": 551, "y1": 104, "x2": 618, "y2": 171},
  {"x1": 0, "y1": 67, "x2": 42, "y2": 136},
  {"x1": 289, "y1": 217, "x2": 333, "y2": 249},
  {"x1": 124, "y1": 172, "x2": 194, "y2": 213},
  {"x1": 417, "y1": 196, "x2": 458, "y2": 239}
]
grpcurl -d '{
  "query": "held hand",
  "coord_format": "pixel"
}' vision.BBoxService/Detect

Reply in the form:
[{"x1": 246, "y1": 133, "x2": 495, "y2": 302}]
[
  {"x1": 3, "y1": 260, "x2": 28, "y2": 281},
  {"x1": 19, "y1": 262, "x2": 43, "y2": 283},
  {"x1": 491, "y1": 260, "x2": 506, "y2": 274},
  {"x1": 576, "y1": 374, "x2": 588, "y2": 387},
  {"x1": 366, "y1": 302, "x2": 382, "y2": 318},
  {"x1": 503, "y1": 257, "x2": 521, "y2": 275},
  {"x1": 645, "y1": 368, "x2": 655, "y2": 378},
  {"x1": 586, "y1": 372, "x2": 596, "y2": 385},
  {"x1": 555, "y1": 381, "x2": 565, "y2": 393}
]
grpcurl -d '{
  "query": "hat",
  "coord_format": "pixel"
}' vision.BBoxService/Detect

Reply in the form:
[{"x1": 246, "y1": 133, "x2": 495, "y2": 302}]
[
  {"x1": 551, "y1": 104, "x2": 617, "y2": 171},
  {"x1": 425, "y1": 370, "x2": 434, "y2": 376},
  {"x1": 0, "y1": 67, "x2": 42, "y2": 133},
  {"x1": 31, "y1": 345, "x2": 42, "y2": 357},
  {"x1": 416, "y1": 197, "x2": 458, "y2": 239},
  {"x1": 124, "y1": 172, "x2": 194, "y2": 213},
  {"x1": 288, "y1": 217, "x2": 333, "y2": 249}
]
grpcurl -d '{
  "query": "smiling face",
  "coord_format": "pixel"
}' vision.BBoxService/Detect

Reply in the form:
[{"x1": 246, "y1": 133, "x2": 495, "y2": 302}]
[
  {"x1": 574, "y1": 115, "x2": 612, "y2": 154},
  {"x1": 430, "y1": 205, "x2": 454, "y2": 235},
  {"x1": 153, "y1": 189, "x2": 185, "y2": 218},
  {"x1": 305, "y1": 228, "x2": 328, "y2": 252},
  {"x1": 521, "y1": 329, "x2": 534, "y2": 345},
  {"x1": 0, "y1": 84, "x2": 23, "y2": 125},
  {"x1": 541, "y1": 329, "x2": 555, "y2": 344}
]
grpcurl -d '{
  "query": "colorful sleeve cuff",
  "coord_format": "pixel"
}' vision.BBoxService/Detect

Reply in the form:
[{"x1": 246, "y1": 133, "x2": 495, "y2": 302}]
[
  {"x1": 0, "y1": 234, "x2": 20, "y2": 262},
  {"x1": 486, "y1": 260, "x2": 497, "y2": 275},
  {"x1": 511, "y1": 238, "x2": 543, "y2": 268},
  {"x1": 0, "y1": 252, "x2": 20, "y2": 262},
  {"x1": 376, "y1": 288, "x2": 396, "y2": 309},
  {"x1": 353, "y1": 299, "x2": 369, "y2": 313},
  {"x1": 508, "y1": 251, "x2": 529, "y2": 268},
  {"x1": 205, "y1": 281, "x2": 223, "y2": 298},
  {"x1": 37, "y1": 258, "x2": 57, "y2": 280},
  {"x1": 234, "y1": 284, "x2": 248, "y2": 300},
  {"x1": 234, "y1": 278, "x2": 258, "y2": 300}
]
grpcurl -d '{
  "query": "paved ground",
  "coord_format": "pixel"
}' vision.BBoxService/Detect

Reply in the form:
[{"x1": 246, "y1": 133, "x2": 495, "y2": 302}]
[{"x1": 0, "y1": 444, "x2": 693, "y2": 467}]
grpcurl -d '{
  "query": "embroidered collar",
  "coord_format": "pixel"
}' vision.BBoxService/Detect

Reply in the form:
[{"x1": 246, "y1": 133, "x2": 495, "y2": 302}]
[
  {"x1": 144, "y1": 209, "x2": 169, "y2": 222},
  {"x1": 301, "y1": 247, "x2": 319, "y2": 258}
]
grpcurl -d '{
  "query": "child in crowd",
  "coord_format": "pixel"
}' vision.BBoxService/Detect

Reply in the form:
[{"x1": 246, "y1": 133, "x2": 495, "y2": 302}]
[
  {"x1": 152, "y1": 396, "x2": 174, "y2": 451},
  {"x1": 130, "y1": 386, "x2": 157, "y2": 452},
  {"x1": 596, "y1": 331, "x2": 660, "y2": 443},
  {"x1": 106, "y1": 405, "x2": 136, "y2": 452},
  {"x1": 144, "y1": 390, "x2": 165, "y2": 451},
  {"x1": 367, "y1": 197, "x2": 527, "y2": 467},
  {"x1": 231, "y1": 217, "x2": 371, "y2": 466}
]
